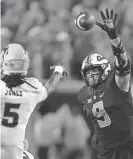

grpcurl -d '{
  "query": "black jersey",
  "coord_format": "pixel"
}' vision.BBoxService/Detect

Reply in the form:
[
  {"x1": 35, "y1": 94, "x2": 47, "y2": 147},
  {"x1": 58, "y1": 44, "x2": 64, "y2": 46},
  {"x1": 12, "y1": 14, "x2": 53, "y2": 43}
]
[{"x1": 78, "y1": 71, "x2": 133, "y2": 148}]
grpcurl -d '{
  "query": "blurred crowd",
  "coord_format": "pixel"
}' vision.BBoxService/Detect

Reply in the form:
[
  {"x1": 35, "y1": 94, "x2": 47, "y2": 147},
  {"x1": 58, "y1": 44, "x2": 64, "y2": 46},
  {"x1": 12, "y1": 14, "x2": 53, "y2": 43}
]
[
  {"x1": 34, "y1": 104, "x2": 92, "y2": 159},
  {"x1": 1, "y1": 0, "x2": 133, "y2": 80},
  {"x1": 26, "y1": 103, "x2": 95, "y2": 159}
]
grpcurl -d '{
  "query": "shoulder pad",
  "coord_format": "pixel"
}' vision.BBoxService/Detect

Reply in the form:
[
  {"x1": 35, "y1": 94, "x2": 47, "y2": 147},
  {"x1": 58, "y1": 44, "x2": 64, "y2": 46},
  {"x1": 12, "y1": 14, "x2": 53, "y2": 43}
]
[
  {"x1": 25, "y1": 77, "x2": 41, "y2": 88},
  {"x1": 77, "y1": 86, "x2": 90, "y2": 104},
  {"x1": 0, "y1": 80, "x2": 6, "y2": 91}
]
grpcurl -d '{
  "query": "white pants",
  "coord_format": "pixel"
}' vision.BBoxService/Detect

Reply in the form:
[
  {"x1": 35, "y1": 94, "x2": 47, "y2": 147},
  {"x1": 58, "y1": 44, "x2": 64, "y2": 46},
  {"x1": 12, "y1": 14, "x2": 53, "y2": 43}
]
[{"x1": 1, "y1": 145, "x2": 34, "y2": 159}]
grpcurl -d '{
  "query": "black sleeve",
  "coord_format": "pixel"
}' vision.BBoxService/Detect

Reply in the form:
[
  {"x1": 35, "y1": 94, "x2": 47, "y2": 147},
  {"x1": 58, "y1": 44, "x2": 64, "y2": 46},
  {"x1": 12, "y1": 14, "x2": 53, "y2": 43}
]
[{"x1": 111, "y1": 41, "x2": 131, "y2": 77}]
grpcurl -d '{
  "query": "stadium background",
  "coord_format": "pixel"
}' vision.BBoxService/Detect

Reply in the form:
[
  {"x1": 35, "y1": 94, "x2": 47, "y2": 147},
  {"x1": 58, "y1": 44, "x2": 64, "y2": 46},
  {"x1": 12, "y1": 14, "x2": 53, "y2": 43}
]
[{"x1": 1, "y1": 0, "x2": 133, "y2": 159}]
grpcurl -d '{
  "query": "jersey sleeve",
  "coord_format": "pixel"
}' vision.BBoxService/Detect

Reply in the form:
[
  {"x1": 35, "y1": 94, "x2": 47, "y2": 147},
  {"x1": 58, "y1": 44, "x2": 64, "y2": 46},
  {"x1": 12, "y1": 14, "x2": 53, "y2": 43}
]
[
  {"x1": 77, "y1": 86, "x2": 88, "y2": 104},
  {"x1": 33, "y1": 78, "x2": 48, "y2": 104},
  {"x1": 111, "y1": 38, "x2": 131, "y2": 77},
  {"x1": 0, "y1": 80, "x2": 6, "y2": 95}
]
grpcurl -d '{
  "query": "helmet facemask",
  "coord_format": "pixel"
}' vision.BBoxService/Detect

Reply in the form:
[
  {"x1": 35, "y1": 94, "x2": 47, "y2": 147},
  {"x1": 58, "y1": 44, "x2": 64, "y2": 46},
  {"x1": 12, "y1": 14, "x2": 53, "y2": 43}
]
[
  {"x1": 2, "y1": 59, "x2": 29, "y2": 76},
  {"x1": 81, "y1": 65, "x2": 104, "y2": 89},
  {"x1": 81, "y1": 53, "x2": 112, "y2": 90}
]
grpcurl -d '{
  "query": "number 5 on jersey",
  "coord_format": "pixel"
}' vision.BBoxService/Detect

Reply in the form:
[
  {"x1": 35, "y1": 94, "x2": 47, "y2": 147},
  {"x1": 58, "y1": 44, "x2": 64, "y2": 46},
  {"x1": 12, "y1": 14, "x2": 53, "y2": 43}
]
[
  {"x1": 2, "y1": 103, "x2": 20, "y2": 127},
  {"x1": 92, "y1": 101, "x2": 111, "y2": 128}
]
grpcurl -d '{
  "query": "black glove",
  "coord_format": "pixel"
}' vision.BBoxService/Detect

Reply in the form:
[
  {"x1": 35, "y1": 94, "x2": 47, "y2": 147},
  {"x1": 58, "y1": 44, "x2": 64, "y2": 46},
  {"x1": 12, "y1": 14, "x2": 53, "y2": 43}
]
[{"x1": 96, "y1": 8, "x2": 118, "y2": 39}]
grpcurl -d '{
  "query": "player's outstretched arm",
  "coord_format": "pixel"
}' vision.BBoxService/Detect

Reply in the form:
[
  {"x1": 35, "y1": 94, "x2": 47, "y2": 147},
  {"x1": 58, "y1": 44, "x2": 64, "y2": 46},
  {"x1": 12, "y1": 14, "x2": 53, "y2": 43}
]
[
  {"x1": 44, "y1": 65, "x2": 67, "y2": 95},
  {"x1": 96, "y1": 8, "x2": 131, "y2": 92}
]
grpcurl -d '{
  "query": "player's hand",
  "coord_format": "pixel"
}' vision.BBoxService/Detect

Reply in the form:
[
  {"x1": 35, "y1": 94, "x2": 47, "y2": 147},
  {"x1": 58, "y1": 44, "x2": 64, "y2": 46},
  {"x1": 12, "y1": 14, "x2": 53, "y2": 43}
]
[
  {"x1": 96, "y1": 8, "x2": 118, "y2": 39},
  {"x1": 50, "y1": 65, "x2": 68, "y2": 78}
]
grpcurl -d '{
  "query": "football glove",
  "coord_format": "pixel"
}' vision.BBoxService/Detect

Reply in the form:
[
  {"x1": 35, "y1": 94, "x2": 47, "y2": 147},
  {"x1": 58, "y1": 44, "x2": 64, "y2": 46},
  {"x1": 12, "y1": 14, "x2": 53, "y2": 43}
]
[{"x1": 96, "y1": 8, "x2": 118, "y2": 39}]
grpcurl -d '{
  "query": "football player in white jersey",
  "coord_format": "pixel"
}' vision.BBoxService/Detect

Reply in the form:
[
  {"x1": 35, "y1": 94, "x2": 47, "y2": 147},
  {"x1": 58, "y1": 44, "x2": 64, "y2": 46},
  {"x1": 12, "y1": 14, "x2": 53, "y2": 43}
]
[{"x1": 0, "y1": 43, "x2": 67, "y2": 159}]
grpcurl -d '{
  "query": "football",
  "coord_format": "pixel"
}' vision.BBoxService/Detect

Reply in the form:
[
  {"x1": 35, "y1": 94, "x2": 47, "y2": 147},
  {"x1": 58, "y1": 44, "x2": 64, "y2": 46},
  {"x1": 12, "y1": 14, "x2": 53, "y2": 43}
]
[{"x1": 75, "y1": 11, "x2": 95, "y2": 31}]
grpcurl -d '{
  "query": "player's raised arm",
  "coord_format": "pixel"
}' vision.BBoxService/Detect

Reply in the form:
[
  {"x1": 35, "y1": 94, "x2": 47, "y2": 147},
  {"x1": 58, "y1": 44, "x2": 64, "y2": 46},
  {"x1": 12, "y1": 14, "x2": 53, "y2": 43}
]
[
  {"x1": 43, "y1": 65, "x2": 67, "y2": 95},
  {"x1": 96, "y1": 8, "x2": 131, "y2": 92}
]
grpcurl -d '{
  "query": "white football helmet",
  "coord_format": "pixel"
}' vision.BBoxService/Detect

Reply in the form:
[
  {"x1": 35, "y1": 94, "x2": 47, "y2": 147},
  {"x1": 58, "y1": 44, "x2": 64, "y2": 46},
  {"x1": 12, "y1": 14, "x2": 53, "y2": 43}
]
[
  {"x1": 0, "y1": 43, "x2": 30, "y2": 76},
  {"x1": 81, "y1": 53, "x2": 112, "y2": 86}
]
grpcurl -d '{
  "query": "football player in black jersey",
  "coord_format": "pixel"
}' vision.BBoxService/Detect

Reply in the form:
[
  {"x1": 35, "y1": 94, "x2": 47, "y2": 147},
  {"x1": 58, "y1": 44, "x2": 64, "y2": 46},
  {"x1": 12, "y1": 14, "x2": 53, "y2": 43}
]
[{"x1": 78, "y1": 8, "x2": 133, "y2": 159}]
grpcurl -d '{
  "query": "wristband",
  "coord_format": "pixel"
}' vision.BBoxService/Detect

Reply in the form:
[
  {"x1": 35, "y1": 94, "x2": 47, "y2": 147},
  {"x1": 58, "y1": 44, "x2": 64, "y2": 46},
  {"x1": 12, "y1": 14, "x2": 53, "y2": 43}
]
[
  {"x1": 54, "y1": 66, "x2": 64, "y2": 74},
  {"x1": 110, "y1": 37, "x2": 120, "y2": 47}
]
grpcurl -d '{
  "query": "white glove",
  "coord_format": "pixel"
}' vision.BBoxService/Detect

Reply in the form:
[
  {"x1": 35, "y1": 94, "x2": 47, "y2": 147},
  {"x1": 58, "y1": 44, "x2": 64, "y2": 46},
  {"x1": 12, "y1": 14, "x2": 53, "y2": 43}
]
[{"x1": 50, "y1": 65, "x2": 68, "y2": 78}]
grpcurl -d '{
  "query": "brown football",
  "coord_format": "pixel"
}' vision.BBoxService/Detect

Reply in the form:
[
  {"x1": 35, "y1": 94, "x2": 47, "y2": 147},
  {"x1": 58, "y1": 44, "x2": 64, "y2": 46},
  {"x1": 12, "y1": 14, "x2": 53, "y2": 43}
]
[{"x1": 75, "y1": 11, "x2": 95, "y2": 31}]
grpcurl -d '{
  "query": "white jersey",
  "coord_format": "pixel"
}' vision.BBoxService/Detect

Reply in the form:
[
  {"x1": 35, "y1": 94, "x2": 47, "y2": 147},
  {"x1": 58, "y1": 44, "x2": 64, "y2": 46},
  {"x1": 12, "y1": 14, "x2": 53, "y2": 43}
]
[{"x1": 0, "y1": 77, "x2": 48, "y2": 148}]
